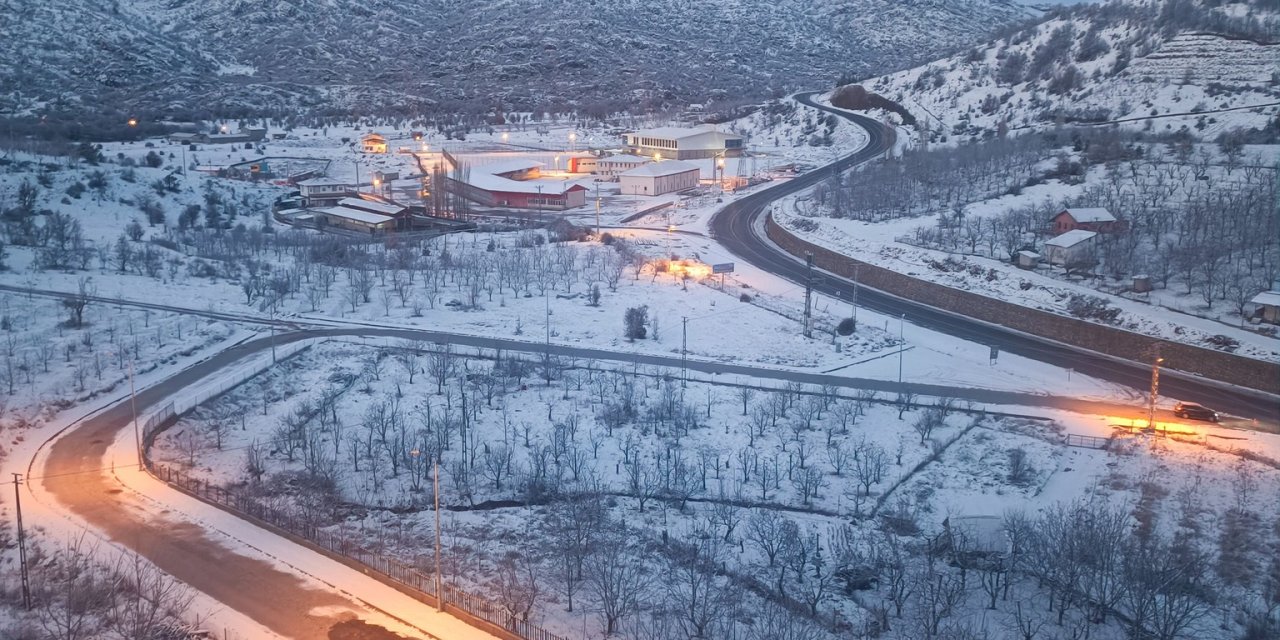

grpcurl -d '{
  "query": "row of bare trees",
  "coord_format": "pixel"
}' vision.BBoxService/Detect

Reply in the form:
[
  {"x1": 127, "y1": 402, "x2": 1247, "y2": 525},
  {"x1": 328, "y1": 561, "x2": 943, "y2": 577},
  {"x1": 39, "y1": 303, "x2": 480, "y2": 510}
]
[{"x1": 0, "y1": 535, "x2": 196, "y2": 640}]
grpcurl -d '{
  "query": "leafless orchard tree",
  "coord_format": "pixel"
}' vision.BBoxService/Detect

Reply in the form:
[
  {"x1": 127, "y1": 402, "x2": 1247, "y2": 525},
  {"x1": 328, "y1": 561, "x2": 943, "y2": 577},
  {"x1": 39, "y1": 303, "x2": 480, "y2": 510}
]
[{"x1": 586, "y1": 524, "x2": 649, "y2": 636}]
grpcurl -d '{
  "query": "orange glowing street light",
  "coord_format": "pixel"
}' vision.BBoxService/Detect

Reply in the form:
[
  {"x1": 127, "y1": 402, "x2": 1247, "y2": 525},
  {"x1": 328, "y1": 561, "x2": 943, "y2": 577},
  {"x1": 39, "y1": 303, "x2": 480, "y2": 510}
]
[{"x1": 127, "y1": 118, "x2": 138, "y2": 127}]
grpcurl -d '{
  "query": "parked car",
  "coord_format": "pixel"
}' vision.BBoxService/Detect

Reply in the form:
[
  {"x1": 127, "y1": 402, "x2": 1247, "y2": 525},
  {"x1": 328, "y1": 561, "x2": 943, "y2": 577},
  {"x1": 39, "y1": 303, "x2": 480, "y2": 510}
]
[{"x1": 1173, "y1": 402, "x2": 1219, "y2": 423}]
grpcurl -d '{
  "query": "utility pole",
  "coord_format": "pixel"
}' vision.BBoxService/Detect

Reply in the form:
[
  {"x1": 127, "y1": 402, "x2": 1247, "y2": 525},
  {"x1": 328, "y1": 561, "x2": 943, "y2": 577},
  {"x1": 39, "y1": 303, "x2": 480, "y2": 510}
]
[
  {"x1": 12, "y1": 474, "x2": 29, "y2": 610},
  {"x1": 852, "y1": 263, "x2": 859, "y2": 331},
  {"x1": 898, "y1": 313, "x2": 906, "y2": 386},
  {"x1": 1148, "y1": 347, "x2": 1163, "y2": 432},
  {"x1": 594, "y1": 182, "x2": 601, "y2": 237},
  {"x1": 802, "y1": 252, "x2": 814, "y2": 338},
  {"x1": 433, "y1": 462, "x2": 443, "y2": 611},
  {"x1": 681, "y1": 316, "x2": 688, "y2": 388}
]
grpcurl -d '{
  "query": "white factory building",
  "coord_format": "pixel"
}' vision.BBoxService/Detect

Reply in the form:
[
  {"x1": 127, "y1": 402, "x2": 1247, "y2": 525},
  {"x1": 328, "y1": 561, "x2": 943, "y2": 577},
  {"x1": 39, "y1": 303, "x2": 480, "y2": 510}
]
[
  {"x1": 622, "y1": 126, "x2": 745, "y2": 160},
  {"x1": 618, "y1": 160, "x2": 700, "y2": 196}
]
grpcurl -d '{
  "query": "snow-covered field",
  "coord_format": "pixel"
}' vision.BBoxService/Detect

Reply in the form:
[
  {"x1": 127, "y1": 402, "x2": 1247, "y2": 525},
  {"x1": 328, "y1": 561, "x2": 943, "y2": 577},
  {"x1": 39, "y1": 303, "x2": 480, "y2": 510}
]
[{"x1": 150, "y1": 340, "x2": 1280, "y2": 639}]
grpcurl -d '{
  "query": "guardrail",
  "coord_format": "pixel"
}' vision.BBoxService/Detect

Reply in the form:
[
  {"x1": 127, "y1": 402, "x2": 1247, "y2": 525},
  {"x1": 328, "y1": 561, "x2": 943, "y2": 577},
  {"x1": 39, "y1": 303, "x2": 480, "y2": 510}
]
[{"x1": 137, "y1": 340, "x2": 569, "y2": 640}]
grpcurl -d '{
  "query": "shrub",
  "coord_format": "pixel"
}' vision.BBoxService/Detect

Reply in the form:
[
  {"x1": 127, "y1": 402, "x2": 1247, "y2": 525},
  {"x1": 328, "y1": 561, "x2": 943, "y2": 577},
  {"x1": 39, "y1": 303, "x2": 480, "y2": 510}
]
[{"x1": 624, "y1": 305, "x2": 648, "y2": 341}]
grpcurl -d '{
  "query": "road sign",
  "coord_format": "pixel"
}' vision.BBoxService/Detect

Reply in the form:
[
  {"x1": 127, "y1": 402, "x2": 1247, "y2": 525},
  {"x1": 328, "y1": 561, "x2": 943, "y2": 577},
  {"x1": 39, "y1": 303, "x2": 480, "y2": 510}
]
[{"x1": 712, "y1": 263, "x2": 735, "y2": 274}]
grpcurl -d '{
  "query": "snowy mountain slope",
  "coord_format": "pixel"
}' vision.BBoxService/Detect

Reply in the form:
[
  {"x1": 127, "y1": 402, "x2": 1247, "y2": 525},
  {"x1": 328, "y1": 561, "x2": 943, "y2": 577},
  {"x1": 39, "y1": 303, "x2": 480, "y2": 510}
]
[
  {"x1": 2, "y1": 0, "x2": 1029, "y2": 117},
  {"x1": 857, "y1": 0, "x2": 1279, "y2": 141}
]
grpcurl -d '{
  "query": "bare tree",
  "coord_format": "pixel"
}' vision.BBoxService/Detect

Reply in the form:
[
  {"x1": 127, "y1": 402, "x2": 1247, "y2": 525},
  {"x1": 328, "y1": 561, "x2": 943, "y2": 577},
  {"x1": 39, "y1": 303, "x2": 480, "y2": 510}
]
[
  {"x1": 492, "y1": 551, "x2": 541, "y2": 627},
  {"x1": 746, "y1": 509, "x2": 789, "y2": 567},
  {"x1": 586, "y1": 525, "x2": 649, "y2": 636},
  {"x1": 395, "y1": 339, "x2": 422, "y2": 384}
]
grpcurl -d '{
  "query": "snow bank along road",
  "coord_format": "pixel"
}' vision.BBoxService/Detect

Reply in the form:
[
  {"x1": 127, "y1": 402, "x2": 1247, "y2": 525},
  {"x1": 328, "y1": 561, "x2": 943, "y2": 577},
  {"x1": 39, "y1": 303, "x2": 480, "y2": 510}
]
[
  {"x1": 35, "y1": 333, "x2": 473, "y2": 640},
  {"x1": 709, "y1": 92, "x2": 1278, "y2": 424}
]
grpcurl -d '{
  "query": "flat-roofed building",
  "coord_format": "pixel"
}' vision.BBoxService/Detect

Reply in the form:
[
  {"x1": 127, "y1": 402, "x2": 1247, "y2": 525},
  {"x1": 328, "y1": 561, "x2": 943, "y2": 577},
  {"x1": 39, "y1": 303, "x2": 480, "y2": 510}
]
[
  {"x1": 619, "y1": 160, "x2": 700, "y2": 196},
  {"x1": 312, "y1": 206, "x2": 395, "y2": 234},
  {"x1": 596, "y1": 154, "x2": 651, "y2": 178},
  {"x1": 297, "y1": 178, "x2": 354, "y2": 207},
  {"x1": 623, "y1": 126, "x2": 745, "y2": 160}
]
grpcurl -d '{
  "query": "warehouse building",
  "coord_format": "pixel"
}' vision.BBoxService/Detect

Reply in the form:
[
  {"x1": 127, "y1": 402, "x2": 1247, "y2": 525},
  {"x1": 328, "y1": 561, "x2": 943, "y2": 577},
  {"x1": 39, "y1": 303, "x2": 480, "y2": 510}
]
[
  {"x1": 622, "y1": 127, "x2": 745, "y2": 160},
  {"x1": 619, "y1": 161, "x2": 700, "y2": 196},
  {"x1": 447, "y1": 159, "x2": 587, "y2": 210}
]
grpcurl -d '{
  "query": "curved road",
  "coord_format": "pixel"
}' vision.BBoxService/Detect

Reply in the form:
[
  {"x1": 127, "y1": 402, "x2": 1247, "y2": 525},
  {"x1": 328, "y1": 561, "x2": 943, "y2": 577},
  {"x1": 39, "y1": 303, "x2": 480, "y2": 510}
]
[{"x1": 709, "y1": 92, "x2": 1278, "y2": 422}]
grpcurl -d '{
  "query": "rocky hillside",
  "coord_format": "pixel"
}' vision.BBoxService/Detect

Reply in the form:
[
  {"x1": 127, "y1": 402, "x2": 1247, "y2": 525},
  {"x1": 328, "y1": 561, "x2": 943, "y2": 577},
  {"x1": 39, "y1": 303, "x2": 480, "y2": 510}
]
[
  {"x1": 0, "y1": 0, "x2": 1028, "y2": 119},
  {"x1": 853, "y1": 0, "x2": 1279, "y2": 142}
]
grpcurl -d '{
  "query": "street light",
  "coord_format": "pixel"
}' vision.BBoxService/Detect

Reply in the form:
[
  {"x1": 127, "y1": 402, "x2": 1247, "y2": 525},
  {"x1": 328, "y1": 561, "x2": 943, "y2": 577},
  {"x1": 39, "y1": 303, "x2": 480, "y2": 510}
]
[
  {"x1": 897, "y1": 314, "x2": 906, "y2": 386},
  {"x1": 1148, "y1": 354, "x2": 1164, "y2": 430},
  {"x1": 569, "y1": 131, "x2": 577, "y2": 151},
  {"x1": 501, "y1": 132, "x2": 509, "y2": 144},
  {"x1": 127, "y1": 118, "x2": 138, "y2": 128}
]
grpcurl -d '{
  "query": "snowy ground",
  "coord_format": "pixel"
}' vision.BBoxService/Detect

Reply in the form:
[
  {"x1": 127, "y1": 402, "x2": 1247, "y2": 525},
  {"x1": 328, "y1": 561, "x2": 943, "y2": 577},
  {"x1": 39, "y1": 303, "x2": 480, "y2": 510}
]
[{"x1": 151, "y1": 340, "x2": 1280, "y2": 639}]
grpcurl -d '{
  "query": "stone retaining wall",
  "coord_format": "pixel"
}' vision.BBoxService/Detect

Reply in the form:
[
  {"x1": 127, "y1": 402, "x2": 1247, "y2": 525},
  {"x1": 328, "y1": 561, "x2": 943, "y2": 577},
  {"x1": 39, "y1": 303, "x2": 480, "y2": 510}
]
[{"x1": 766, "y1": 215, "x2": 1280, "y2": 395}]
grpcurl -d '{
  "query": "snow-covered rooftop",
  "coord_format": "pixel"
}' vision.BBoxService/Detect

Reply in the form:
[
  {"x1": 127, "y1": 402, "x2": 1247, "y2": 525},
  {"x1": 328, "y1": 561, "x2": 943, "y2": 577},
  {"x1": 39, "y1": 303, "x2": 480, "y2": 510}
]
[
  {"x1": 626, "y1": 126, "x2": 743, "y2": 142},
  {"x1": 463, "y1": 174, "x2": 583, "y2": 195},
  {"x1": 1250, "y1": 291, "x2": 1280, "y2": 307},
  {"x1": 472, "y1": 159, "x2": 544, "y2": 176},
  {"x1": 338, "y1": 197, "x2": 403, "y2": 216},
  {"x1": 298, "y1": 177, "x2": 351, "y2": 187},
  {"x1": 1045, "y1": 229, "x2": 1097, "y2": 248},
  {"x1": 315, "y1": 206, "x2": 394, "y2": 225},
  {"x1": 620, "y1": 160, "x2": 700, "y2": 178},
  {"x1": 1060, "y1": 207, "x2": 1116, "y2": 223},
  {"x1": 597, "y1": 154, "x2": 651, "y2": 165}
]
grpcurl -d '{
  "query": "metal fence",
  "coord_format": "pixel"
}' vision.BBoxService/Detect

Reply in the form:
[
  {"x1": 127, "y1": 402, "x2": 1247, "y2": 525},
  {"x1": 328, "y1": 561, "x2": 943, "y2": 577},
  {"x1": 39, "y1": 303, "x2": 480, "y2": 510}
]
[{"x1": 1065, "y1": 433, "x2": 1110, "y2": 449}]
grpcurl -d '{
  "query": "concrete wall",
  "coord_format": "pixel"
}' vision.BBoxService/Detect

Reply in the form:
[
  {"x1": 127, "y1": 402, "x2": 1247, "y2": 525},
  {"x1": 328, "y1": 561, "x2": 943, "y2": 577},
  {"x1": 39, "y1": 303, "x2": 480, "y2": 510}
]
[{"x1": 766, "y1": 216, "x2": 1280, "y2": 395}]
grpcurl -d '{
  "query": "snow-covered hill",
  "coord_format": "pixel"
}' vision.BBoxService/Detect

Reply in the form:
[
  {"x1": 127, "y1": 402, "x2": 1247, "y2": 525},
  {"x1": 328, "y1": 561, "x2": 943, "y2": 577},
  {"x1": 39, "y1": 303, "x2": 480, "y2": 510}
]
[
  {"x1": 858, "y1": 0, "x2": 1279, "y2": 141},
  {"x1": 0, "y1": 0, "x2": 1030, "y2": 118}
]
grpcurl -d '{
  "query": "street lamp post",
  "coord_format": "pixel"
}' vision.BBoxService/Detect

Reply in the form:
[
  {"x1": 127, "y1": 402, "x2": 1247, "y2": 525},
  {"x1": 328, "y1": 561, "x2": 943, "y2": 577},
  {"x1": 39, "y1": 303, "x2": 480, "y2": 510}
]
[
  {"x1": 434, "y1": 462, "x2": 443, "y2": 610},
  {"x1": 897, "y1": 314, "x2": 905, "y2": 386},
  {"x1": 1148, "y1": 351, "x2": 1163, "y2": 431}
]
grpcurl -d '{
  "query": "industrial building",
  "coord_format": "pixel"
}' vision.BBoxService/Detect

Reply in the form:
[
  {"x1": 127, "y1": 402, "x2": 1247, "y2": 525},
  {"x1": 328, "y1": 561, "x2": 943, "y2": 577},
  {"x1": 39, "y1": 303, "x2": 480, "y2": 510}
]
[
  {"x1": 596, "y1": 154, "x2": 651, "y2": 177},
  {"x1": 447, "y1": 159, "x2": 587, "y2": 210},
  {"x1": 622, "y1": 127, "x2": 745, "y2": 160},
  {"x1": 619, "y1": 160, "x2": 700, "y2": 196}
]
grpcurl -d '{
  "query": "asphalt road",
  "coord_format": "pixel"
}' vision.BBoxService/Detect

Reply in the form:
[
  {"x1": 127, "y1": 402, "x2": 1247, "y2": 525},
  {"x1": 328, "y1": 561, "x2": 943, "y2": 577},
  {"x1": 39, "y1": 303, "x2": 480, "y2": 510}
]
[
  {"x1": 39, "y1": 332, "x2": 424, "y2": 640},
  {"x1": 708, "y1": 92, "x2": 1279, "y2": 422}
]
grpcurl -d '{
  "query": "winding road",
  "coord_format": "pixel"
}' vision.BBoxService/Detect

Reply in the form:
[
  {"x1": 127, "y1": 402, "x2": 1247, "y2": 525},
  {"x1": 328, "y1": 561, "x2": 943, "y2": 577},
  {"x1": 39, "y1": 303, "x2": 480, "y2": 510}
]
[
  {"x1": 709, "y1": 92, "x2": 1278, "y2": 423},
  {"x1": 22, "y1": 90, "x2": 1279, "y2": 640}
]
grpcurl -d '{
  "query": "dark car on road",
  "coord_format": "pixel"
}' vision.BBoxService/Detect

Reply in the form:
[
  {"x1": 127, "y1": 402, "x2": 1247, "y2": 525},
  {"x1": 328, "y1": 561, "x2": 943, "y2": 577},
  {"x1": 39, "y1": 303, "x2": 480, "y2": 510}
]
[{"x1": 1173, "y1": 402, "x2": 1219, "y2": 423}]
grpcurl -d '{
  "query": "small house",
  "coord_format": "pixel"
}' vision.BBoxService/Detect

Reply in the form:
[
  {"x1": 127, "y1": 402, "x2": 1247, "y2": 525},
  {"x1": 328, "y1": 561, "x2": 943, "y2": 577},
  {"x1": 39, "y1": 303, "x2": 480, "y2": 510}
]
[
  {"x1": 362, "y1": 133, "x2": 388, "y2": 154},
  {"x1": 297, "y1": 177, "x2": 354, "y2": 207},
  {"x1": 1050, "y1": 207, "x2": 1121, "y2": 234},
  {"x1": 1249, "y1": 291, "x2": 1280, "y2": 324},
  {"x1": 1043, "y1": 229, "x2": 1097, "y2": 267},
  {"x1": 1016, "y1": 250, "x2": 1040, "y2": 270}
]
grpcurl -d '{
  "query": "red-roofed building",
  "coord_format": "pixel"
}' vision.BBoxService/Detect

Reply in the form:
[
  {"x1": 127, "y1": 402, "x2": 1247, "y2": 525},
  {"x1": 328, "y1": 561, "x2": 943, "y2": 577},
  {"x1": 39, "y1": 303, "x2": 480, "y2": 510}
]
[{"x1": 1050, "y1": 207, "x2": 1123, "y2": 234}]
